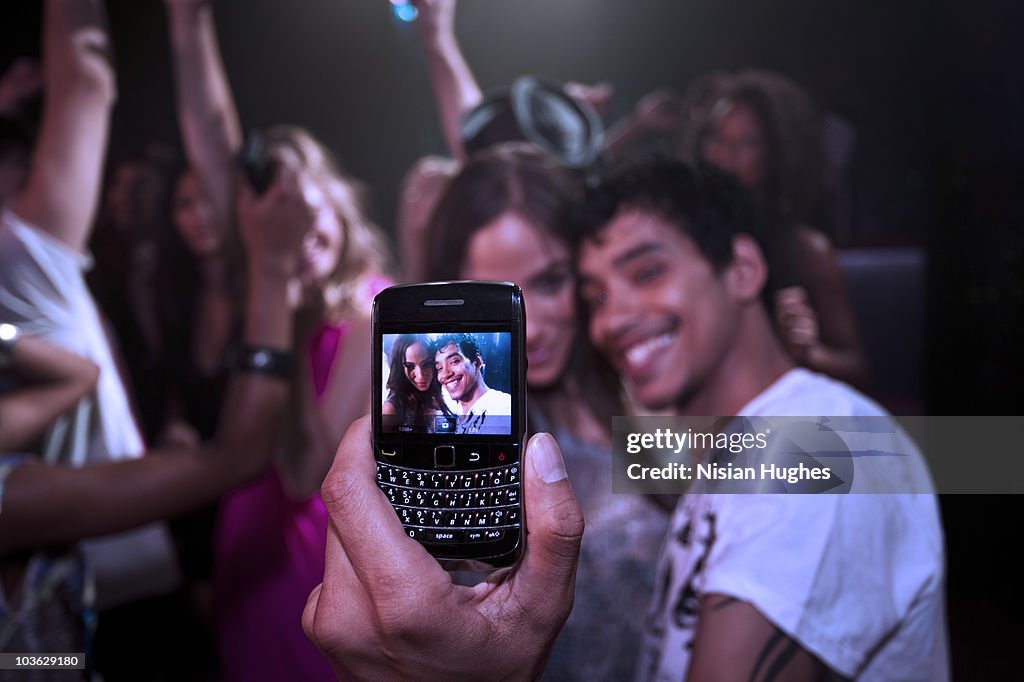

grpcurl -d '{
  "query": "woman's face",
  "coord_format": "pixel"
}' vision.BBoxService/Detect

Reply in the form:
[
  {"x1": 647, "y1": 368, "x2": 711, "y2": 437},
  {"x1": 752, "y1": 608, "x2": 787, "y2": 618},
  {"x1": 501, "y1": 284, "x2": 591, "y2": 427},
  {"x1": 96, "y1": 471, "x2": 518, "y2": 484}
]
[
  {"x1": 270, "y1": 146, "x2": 346, "y2": 293},
  {"x1": 298, "y1": 176, "x2": 345, "y2": 288},
  {"x1": 173, "y1": 170, "x2": 221, "y2": 257},
  {"x1": 403, "y1": 341, "x2": 434, "y2": 393},
  {"x1": 700, "y1": 99, "x2": 768, "y2": 193},
  {"x1": 462, "y1": 212, "x2": 576, "y2": 389},
  {"x1": 106, "y1": 161, "x2": 165, "y2": 232}
]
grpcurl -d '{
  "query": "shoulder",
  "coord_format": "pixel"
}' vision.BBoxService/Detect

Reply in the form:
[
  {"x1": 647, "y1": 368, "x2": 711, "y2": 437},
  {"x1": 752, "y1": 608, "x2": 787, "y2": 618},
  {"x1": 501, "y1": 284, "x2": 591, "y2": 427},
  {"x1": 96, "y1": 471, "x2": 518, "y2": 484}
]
[
  {"x1": 488, "y1": 389, "x2": 512, "y2": 409},
  {"x1": 744, "y1": 368, "x2": 881, "y2": 417},
  {"x1": 788, "y1": 224, "x2": 845, "y2": 283},
  {"x1": 791, "y1": 224, "x2": 833, "y2": 256}
]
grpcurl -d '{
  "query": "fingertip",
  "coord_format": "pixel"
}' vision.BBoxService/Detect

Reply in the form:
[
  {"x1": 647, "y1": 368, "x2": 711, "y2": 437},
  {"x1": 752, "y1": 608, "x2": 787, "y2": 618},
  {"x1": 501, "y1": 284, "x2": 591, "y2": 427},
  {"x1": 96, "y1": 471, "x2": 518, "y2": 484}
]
[{"x1": 527, "y1": 432, "x2": 567, "y2": 484}]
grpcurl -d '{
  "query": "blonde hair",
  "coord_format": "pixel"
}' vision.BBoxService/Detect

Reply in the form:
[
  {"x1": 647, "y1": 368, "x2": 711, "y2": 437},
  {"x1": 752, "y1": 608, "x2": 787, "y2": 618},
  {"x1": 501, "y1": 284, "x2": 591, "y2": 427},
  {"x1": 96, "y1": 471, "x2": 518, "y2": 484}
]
[{"x1": 263, "y1": 125, "x2": 391, "y2": 321}]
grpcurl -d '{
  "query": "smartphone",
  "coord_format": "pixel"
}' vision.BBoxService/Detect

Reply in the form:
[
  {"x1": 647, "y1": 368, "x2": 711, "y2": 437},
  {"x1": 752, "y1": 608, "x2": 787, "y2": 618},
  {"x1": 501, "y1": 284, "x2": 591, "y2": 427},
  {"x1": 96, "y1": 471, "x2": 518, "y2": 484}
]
[
  {"x1": 372, "y1": 281, "x2": 527, "y2": 568},
  {"x1": 237, "y1": 129, "x2": 278, "y2": 196}
]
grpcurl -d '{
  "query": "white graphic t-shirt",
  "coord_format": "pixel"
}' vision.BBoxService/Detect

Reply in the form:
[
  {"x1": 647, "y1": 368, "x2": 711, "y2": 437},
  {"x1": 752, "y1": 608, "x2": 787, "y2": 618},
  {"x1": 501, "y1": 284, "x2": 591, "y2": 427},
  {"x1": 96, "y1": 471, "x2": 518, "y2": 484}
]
[
  {"x1": 453, "y1": 388, "x2": 512, "y2": 435},
  {"x1": 636, "y1": 369, "x2": 949, "y2": 681}
]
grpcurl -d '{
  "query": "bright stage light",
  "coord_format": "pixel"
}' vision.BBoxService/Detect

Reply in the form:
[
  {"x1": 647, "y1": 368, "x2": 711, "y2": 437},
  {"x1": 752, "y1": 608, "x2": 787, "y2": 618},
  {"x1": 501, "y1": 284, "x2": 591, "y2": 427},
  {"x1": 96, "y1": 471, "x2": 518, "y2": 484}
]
[{"x1": 390, "y1": 0, "x2": 419, "y2": 23}]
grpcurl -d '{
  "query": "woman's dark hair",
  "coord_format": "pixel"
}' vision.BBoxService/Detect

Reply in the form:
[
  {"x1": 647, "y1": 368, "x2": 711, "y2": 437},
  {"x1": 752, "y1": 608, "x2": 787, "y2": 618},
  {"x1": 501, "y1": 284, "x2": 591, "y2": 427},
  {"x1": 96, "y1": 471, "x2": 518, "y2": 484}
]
[
  {"x1": 424, "y1": 143, "x2": 623, "y2": 436},
  {"x1": 425, "y1": 144, "x2": 581, "y2": 281},
  {"x1": 385, "y1": 334, "x2": 451, "y2": 425},
  {"x1": 684, "y1": 69, "x2": 834, "y2": 232}
]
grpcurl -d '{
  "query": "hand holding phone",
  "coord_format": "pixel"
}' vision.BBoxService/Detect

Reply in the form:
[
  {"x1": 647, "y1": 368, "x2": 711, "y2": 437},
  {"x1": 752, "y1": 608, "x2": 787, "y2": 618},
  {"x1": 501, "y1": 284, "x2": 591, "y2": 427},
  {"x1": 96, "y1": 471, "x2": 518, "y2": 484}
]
[
  {"x1": 372, "y1": 281, "x2": 527, "y2": 567},
  {"x1": 303, "y1": 417, "x2": 582, "y2": 681}
]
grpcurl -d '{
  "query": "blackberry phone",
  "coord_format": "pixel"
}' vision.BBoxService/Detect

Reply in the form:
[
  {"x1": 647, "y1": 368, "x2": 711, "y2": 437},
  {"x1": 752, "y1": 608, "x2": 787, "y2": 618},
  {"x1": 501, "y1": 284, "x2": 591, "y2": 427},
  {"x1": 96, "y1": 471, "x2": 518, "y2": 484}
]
[{"x1": 372, "y1": 281, "x2": 526, "y2": 568}]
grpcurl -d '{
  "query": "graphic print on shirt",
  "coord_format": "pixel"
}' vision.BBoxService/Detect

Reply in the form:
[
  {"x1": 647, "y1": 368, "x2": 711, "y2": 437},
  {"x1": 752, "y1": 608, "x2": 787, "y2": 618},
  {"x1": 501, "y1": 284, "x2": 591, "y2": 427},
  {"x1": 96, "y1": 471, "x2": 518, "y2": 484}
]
[{"x1": 670, "y1": 506, "x2": 718, "y2": 650}]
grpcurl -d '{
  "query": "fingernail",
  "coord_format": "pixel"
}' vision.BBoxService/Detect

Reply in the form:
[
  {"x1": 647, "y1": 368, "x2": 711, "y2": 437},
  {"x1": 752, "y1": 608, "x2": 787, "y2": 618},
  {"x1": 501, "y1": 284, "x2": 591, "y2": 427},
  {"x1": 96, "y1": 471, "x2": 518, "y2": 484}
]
[{"x1": 528, "y1": 433, "x2": 566, "y2": 483}]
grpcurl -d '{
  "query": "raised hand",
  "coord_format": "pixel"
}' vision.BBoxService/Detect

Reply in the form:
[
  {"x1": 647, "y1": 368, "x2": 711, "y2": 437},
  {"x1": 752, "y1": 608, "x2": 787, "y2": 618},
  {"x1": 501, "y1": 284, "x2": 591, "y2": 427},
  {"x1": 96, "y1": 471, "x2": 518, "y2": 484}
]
[
  {"x1": 775, "y1": 285, "x2": 820, "y2": 363},
  {"x1": 236, "y1": 164, "x2": 313, "y2": 279},
  {"x1": 410, "y1": 0, "x2": 458, "y2": 46},
  {"x1": 633, "y1": 89, "x2": 686, "y2": 133}
]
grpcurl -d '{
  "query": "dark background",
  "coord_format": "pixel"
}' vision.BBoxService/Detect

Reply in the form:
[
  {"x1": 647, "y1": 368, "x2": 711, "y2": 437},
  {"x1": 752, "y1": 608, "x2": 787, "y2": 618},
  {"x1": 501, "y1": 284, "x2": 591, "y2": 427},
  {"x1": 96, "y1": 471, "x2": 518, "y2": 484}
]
[{"x1": 3, "y1": 0, "x2": 1023, "y2": 677}]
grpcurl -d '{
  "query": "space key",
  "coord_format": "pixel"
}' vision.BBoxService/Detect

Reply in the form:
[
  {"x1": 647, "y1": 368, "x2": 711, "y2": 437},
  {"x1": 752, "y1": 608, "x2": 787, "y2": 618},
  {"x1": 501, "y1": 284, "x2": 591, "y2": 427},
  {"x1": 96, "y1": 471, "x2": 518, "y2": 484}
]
[{"x1": 421, "y1": 529, "x2": 465, "y2": 543}]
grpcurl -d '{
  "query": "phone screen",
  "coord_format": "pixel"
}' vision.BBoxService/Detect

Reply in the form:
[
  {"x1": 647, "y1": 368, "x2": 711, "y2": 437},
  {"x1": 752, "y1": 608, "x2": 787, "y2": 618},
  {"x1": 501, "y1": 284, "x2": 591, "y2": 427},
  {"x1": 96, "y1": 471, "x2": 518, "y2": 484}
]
[{"x1": 381, "y1": 331, "x2": 515, "y2": 436}]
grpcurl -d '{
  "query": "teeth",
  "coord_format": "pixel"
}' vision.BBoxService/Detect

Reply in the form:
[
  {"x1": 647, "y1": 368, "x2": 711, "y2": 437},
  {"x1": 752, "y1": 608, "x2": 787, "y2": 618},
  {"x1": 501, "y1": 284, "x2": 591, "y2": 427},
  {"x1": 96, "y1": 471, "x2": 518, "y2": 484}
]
[{"x1": 624, "y1": 333, "x2": 674, "y2": 369}]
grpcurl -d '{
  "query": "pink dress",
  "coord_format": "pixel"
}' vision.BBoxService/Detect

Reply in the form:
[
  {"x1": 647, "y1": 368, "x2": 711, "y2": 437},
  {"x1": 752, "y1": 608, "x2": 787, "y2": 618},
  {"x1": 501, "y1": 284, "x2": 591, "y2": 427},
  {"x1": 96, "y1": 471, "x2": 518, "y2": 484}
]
[{"x1": 214, "y1": 280, "x2": 389, "y2": 681}]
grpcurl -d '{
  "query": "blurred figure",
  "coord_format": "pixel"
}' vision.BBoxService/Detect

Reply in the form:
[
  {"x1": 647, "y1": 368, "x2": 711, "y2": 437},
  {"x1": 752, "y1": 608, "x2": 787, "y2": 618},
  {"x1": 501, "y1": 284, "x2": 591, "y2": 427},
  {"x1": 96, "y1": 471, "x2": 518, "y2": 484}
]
[
  {"x1": 685, "y1": 69, "x2": 870, "y2": 388},
  {"x1": 87, "y1": 148, "x2": 178, "y2": 441},
  {"x1": 165, "y1": 2, "x2": 392, "y2": 680},
  {"x1": 571, "y1": 158, "x2": 946, "y2": 681},
  {"x1": 424, "y1": 143, "x2": 669, "y2": 680},
  {"x1": 0, "y1": 168, "x2": 303, "y2": 669},
  {"x1": 0, "y1": 1, "x2": 300, "y2": 670},
  {"x1": 397, "y1": 0, "x2": 605, "y2": 282}
]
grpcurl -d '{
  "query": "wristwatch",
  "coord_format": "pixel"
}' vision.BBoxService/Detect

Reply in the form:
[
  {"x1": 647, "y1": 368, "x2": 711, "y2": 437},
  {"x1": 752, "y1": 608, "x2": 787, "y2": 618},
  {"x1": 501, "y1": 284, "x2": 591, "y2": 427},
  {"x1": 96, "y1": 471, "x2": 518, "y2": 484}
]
[{"x1": 0, "y1": 323, "x2": 22, "y2": 369}]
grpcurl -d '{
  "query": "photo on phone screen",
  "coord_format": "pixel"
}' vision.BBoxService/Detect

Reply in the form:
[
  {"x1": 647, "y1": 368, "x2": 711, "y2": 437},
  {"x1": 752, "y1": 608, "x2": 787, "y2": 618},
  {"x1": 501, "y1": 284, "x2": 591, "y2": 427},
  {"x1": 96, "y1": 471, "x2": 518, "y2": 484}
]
[{"x1": 381, "y1": 332, "x2": 513, "y2": 436}]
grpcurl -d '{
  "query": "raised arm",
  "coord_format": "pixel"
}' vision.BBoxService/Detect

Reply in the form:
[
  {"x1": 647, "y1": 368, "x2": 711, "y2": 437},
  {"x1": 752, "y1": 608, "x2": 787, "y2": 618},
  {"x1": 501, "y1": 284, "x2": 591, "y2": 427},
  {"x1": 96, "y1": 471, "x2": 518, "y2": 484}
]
[
  {"x1": 165, "y1": 0, "x2": 242, "y2": 233},
  {"x1": 12, "y1": 0, "x2": 116, "y2": 253},
  {"x1": 774, "y1": 227, "x2": 871, "y2": 390},
  {"x1": 0, "y1": 331, "x2": 99, "y2": 452},
  {"x1": 0, "y1": 171, "x2": 308, "y2": 554},
  {"x1": 604, "y1": 89, "x2": 686, "y2": 160},
  {"x1": 411, "y1": 0, "x2": 482, "y2": 161}
]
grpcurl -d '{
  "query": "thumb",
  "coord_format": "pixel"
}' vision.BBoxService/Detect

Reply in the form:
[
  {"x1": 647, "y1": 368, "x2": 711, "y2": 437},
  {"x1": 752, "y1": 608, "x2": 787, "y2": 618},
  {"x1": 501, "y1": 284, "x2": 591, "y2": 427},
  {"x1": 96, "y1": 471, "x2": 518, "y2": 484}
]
[{"x1": 514, "y1": 433, "x2": 584, "y2": 611}]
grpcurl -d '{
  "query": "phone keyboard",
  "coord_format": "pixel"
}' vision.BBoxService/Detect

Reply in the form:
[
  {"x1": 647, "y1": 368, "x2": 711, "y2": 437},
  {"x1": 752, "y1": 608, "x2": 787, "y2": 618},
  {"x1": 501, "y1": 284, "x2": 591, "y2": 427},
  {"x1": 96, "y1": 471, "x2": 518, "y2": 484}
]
[{"x1": 376, "y1": 461, "x2": 521, "y2": 544}]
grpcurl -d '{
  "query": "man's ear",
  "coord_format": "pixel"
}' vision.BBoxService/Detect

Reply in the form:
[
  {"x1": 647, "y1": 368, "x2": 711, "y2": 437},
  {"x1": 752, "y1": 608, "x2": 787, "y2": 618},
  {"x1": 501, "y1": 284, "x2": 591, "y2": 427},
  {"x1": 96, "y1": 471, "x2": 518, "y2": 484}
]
[{"x1": 724, "y1": 234, "x2": 768, "y2": 304}]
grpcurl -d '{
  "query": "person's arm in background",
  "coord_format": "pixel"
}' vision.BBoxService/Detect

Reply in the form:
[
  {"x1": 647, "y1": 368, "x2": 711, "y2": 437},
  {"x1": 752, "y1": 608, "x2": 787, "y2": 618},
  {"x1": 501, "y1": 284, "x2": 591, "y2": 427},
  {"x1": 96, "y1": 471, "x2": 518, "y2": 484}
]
[
  {"x1": 685, "y1": 594, "x2": 844, "y2": 682},
  {"x1": 303, "y1": 421, "x2": 583, "y2": 680},
  {"x1": 396, "y1": 156, "x2": 458, "y2": 283},
  {"x1": 284, "y1": 313, "x2": 373, "y2": 499},
  {"x1": 0, "y1": 332, "x2": 99, "y2": 452},
  {"x1": 165, "y1": 0, "x2": 242, "y2": 233},
  {"x1": 162, "y1": 0, "x2": 244, "y2": 443},
  {"x1": 12, "y1": 0, "x2": 116, "y2": 253},
  {"x1": 0, "y1": 169, "x2": 309, "y2": 554},
  {"x1": 775, "y1": 226, "x2": 871, "y2": 391},
  {"x1": 410, "y1": 0, "x2": 482, "y2": 161},
  {"x1": 604, "y1": 89, "x2": 686, "y2": 160}
]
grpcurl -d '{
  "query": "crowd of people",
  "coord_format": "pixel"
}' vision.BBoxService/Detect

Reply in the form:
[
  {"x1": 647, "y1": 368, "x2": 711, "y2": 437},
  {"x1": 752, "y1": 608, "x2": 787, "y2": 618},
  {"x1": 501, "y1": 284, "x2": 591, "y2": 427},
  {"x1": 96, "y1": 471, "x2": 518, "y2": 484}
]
[{"x1": 0, "y1": 1, "x2": 947, "y2": 680}]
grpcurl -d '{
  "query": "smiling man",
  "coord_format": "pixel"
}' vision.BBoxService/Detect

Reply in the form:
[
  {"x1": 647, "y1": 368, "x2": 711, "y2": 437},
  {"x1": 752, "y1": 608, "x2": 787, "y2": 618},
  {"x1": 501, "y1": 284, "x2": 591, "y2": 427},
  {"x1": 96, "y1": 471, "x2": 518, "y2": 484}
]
[
  {"x1": 569, "y1": 159, "x2": 948, "y2": 681},
  {"x1": 432, "y1": 333, "x2": 511, "y2": 434}
]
